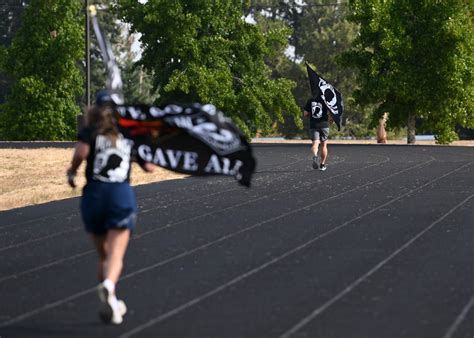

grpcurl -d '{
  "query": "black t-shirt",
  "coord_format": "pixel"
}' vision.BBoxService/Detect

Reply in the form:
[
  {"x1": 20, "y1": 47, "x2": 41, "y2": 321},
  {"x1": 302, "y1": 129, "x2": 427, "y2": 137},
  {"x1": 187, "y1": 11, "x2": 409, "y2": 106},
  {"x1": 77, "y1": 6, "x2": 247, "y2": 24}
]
[
  {"x1": 78, "y1": 127, "x2": 134, "y2": 183},
  {"x1": 304, "y1": 97, "x2": 330, "y2": 129}
]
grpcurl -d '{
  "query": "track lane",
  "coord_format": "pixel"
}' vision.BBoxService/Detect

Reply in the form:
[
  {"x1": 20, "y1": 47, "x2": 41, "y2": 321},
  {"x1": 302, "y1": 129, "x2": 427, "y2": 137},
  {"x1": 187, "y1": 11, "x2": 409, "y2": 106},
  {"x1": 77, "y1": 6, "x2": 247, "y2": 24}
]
[
  {"x1": 114, "y1": 162, "x2": 471, "y2": 338},
  {"x1": 0, "y1": 149, "x2": 405, "y2": 324},
  {"x1": 0, "y1": 145, "x2": 472, "y2": 338},
  {"x1": 0, "y1": 152, "x2": 434, "y2": 332}
]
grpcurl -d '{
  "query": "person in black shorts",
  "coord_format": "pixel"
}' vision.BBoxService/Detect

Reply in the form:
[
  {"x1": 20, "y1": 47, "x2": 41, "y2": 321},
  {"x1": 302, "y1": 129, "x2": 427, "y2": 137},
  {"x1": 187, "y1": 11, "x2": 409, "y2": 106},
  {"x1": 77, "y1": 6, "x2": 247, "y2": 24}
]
[
  {"x1": 66, "y1": 93, "x2": 156, "y2": 324},
  {"x1": 303, "y1": 95, "x2": 331, "y2": 171}
]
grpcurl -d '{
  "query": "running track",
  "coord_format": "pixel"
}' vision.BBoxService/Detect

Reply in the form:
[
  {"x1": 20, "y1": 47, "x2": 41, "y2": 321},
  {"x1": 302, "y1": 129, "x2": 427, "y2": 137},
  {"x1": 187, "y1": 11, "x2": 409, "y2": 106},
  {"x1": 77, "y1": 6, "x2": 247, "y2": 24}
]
[{"x1": 0, "y1": 144, "x2": 473, "y2": 338}]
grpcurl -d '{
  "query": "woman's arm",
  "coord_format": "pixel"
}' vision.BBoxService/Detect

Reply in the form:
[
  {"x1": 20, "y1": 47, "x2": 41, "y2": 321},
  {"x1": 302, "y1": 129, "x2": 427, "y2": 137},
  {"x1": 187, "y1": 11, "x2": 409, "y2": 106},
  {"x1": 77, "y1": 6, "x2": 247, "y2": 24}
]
[
  {"x1": 140, "y1": 162, "x2": 158, "y2": 173},
  {"x1": 66, "y1": 141, "x2": 90, "y2": 188}
]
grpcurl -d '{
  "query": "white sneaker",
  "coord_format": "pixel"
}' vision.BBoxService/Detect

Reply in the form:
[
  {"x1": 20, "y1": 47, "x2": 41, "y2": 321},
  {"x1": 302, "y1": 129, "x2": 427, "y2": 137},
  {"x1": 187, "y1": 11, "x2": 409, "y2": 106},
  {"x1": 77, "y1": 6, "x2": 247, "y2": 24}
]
[
  {"x1": 97, "y1": 283, "x2": 124, "y2": 325},
  {"x1": 117, "y1": 299, "x2": 127, "y2": 316}
]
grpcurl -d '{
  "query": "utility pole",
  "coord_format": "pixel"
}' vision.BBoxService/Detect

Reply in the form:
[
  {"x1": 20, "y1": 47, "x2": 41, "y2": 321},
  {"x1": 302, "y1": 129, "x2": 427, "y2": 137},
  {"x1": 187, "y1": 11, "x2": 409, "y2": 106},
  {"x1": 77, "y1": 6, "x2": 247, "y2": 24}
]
[
  {"x1": 77, "y1": 0, "x2": 90, "y2": 132},
  {"x1": 85, "y1": 0, "x2": 91, "y2": 109}
]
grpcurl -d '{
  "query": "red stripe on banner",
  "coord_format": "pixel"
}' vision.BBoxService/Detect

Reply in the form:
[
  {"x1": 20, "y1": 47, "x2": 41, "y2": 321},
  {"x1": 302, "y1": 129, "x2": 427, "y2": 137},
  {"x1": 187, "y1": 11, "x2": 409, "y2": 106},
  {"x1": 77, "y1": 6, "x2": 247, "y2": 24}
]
[{"x1": 118, "y1": 119, "x2": 164, "y2": 128}]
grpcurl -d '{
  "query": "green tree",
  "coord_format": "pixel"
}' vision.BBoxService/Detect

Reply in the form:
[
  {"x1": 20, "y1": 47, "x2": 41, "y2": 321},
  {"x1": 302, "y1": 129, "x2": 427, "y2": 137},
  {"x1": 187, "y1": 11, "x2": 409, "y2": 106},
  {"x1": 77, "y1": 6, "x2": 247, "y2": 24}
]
[
  {"x1": 0, "y1": 0, "x2": 84, "y2": 140},
  {"x1": 244, "y1": 0, "x2": 304, "y2": 137},
  {"x1": 0, "y1": 0, "x2": 30, "y2": 105},
  {"x1": 117, "y1": 0, "x2": 302, "y2": 138},
  {"x1": 341, "y1": 0, "x2": 474, "y2": 144}
]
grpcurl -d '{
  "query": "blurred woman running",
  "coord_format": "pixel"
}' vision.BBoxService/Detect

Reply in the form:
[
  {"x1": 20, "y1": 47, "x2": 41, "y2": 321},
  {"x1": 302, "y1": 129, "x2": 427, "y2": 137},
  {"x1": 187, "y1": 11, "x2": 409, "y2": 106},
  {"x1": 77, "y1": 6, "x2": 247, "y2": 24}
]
[{"x1": 66, "y1": 92, "x2": 155, "y2": 324}]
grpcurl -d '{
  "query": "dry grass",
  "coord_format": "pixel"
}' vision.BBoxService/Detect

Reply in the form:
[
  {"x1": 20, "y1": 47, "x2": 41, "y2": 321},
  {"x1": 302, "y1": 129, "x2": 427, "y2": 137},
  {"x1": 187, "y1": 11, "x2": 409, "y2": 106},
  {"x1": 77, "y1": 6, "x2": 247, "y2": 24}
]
[{"x1": 0, "y1": 148, "x2": 186, "y2": 211}]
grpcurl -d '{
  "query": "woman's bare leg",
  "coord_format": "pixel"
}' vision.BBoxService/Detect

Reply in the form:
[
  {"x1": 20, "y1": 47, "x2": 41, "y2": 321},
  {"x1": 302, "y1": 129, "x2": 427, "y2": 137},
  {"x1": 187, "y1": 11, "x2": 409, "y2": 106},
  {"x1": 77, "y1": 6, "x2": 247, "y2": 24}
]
[
  {"x1": 94, "y1": 229, "x2": 130, "y2": 324},
  {"x1": 91, "y1": 234, "x2": 107, "y2": 281},
  {"x1": 103, "y1": 229, "x2": 130, "y2": 284}
]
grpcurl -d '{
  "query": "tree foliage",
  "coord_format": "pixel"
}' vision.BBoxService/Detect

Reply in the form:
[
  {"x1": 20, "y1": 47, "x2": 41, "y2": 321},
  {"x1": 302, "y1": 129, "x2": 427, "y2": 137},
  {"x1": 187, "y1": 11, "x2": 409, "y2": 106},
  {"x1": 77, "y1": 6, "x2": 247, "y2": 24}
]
[
  {"x1": 0, "y1": 0, "x2": 30, "y2": 105},
  {"x1": 117, "y1": 0, "x2": 302, "y2": 138},
  {"x1": 0, "y1": 0, "x2": 84, "y2": 140},
  {"x1": 245, "y1": 0, "x2": 305, "y2": 137},
  {"x1": 341, "y1": 0, "x2": 474, "y2": 143},
  {"x1": 120, "y1": 52, "x2": 159, "y2": 105}
]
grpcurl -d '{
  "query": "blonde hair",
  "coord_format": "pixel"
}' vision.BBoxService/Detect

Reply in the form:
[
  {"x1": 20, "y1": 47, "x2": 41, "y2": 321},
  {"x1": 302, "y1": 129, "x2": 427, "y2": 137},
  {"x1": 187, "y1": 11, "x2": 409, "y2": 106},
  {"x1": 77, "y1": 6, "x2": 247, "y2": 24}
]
[{"x1": 86, "y1": 105, "x2": 119, "y2": 146}]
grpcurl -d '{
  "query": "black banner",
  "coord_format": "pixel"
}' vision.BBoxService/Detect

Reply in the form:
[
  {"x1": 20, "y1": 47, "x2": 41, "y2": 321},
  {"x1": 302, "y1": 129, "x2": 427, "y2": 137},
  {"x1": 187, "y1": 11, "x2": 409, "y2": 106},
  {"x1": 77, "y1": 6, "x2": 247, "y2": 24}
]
[
  {"x1": 116, "y1": 103, "x2": 256, "y2": 187},
  {"x1": 306, "y1": 63, "x2": 343, "y2": 131}
]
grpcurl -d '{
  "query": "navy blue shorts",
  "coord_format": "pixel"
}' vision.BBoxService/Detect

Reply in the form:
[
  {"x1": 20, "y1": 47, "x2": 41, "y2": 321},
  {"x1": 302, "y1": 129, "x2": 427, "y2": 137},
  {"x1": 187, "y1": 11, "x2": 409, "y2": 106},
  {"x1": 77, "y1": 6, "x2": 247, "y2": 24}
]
[{"x1": 80, "y1": 181, "x2": 137, "y2": 235}]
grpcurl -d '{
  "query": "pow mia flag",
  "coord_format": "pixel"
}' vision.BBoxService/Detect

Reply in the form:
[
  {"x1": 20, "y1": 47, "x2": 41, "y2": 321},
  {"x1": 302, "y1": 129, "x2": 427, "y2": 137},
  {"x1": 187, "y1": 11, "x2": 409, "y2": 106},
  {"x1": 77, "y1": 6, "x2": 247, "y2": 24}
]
[
  {"x1": 306, "y1": 62, "x2": 343, "y2": 131},
  {"x1": 116, "y1": 103, "x2": 256, "y2": 187}
]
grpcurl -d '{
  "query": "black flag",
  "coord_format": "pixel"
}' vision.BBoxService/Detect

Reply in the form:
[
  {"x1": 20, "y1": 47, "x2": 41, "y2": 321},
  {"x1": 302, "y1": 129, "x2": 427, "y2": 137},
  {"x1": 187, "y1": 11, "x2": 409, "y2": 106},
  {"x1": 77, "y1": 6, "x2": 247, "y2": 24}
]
[
  {"x1": 116, "y1": 103, "x2": 255, "y2": 186},
  {"x1": 306, "y1": 62, "x2": 343, "y2": 131},
  {"x1": 88, "y1": 6, "x2": 255, "y2": 186}
]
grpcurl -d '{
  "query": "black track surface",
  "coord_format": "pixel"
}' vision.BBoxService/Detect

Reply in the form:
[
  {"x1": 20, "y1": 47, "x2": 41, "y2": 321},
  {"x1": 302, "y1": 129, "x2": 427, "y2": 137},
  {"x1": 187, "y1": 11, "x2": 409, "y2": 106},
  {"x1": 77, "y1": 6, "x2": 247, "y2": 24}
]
[{"x1": 1, "y1": 144, "x2": 473, "y2": 338}]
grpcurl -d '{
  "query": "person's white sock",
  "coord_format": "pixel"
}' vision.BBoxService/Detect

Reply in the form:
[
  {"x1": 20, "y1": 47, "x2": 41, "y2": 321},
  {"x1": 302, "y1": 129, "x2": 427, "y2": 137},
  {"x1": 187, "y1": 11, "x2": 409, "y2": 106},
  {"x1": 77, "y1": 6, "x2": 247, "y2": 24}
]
[{"x1": 103, "y1": 279, "x2": 115, "y2": 294}]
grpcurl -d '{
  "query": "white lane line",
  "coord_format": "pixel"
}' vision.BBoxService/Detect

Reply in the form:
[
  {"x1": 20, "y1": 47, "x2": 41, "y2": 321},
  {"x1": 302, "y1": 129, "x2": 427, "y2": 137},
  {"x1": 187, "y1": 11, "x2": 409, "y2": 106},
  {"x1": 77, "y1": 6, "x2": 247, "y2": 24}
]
[
  {"x1": 0, "y1": 287, "x2": 97, "y2": 328},
  {"x1": 0, "y1": 157, "x2": 397, "y2": 326},
  {"x1": 0, "y1": 211, "x2": 75, "y2": 231},
  {"x1": 280, "y1": 196, "x2": 474, "y2": 338},
  {"x1": 0, "y1": 228, "x2": 82, "y2": 252},
  {"x1": 444, "y1": 281, "x2": 474, "y2": 337},
  {"x1": 0, "y1": 250, "x2": 95, "y2": 283},
  {"x1": 120, "y1": 160, "x2": 471, "y2": 337}
]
